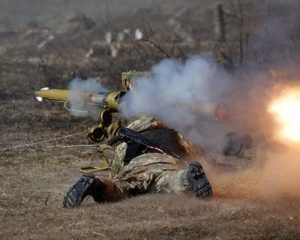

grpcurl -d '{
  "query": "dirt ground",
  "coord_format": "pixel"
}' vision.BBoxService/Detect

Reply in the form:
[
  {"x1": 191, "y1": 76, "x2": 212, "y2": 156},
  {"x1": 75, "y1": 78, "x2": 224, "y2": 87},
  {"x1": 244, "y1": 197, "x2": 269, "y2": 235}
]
[
  {"x1": 1, "y1": 110, "x2": 300, "y2": 240},
  {"x1": 1, "y1": 116, "x2": 300, "y2": 240},
  {"x1": 1, "y1": 0, "x2": 300, "y2": 239}
]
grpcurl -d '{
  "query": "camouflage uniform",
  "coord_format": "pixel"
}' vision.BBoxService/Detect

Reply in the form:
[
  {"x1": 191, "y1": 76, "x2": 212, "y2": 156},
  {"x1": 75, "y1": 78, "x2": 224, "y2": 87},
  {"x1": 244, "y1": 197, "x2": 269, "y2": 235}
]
[
  {"x1": 101, "y1": 116, "x2": 204, "y2": 195},
  {"x1": 63, "y1": 116, "x2": 211, "y2": 208}
]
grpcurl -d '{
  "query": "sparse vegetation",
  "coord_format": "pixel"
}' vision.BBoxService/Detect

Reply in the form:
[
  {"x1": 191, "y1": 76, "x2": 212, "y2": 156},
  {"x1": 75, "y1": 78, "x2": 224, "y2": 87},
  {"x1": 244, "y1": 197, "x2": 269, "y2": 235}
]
[{"x1": 1, "y1": 0, "x2": 300, "y2": 239}]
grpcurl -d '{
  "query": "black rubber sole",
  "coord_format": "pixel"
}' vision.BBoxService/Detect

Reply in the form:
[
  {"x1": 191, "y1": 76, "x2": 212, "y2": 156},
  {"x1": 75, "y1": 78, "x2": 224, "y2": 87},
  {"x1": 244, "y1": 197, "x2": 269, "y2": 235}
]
[
  {"x1": 187, "y1": 162, "x2": 212, "y2": 198},
  {"x1": 63, "y1": 173, "x2": 95, "y2": 208}
]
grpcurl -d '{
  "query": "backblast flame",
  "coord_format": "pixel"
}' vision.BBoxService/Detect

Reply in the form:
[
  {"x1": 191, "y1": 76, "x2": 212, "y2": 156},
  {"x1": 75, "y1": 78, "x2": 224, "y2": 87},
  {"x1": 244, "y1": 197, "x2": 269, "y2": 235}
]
[{"x1": 268, "y1": 87, "x2": 300, "y2": 142}]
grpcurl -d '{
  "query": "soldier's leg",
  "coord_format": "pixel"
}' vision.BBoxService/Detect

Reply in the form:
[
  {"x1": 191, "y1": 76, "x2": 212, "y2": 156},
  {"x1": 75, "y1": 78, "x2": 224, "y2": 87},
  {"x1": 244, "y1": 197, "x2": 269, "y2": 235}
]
[
  {"x1": 115, "y1": 153, "x2": 212, "y2": 198},
  {"x1": 154, "y1": 161, "x2": 212, "y2": 198},
  {"x1": 63, "y1": 173, "x2": 128, "y2": 208}
]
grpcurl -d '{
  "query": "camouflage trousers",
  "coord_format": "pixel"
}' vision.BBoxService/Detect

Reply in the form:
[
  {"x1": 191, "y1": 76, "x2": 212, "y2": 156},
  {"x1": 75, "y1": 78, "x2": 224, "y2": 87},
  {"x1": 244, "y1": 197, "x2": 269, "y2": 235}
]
[
  {"x1": 100, "y1": 144, "x2": 191, "y2": 195},
  {"x1": 112, "y1": 153, "x2": 191, "y2": 195}
]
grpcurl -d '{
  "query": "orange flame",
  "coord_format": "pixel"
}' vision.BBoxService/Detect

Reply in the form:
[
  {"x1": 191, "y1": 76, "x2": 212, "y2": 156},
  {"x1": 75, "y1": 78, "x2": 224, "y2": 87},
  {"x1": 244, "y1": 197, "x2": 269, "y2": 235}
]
[{"x1": 268, "y1": 87, "x2": 300, "y2": 142}]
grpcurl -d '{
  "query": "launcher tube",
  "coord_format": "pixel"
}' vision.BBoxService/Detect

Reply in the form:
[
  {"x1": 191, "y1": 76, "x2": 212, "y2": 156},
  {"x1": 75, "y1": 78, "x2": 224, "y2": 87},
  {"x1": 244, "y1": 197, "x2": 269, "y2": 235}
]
[{"x1": 35, "y1": 89, "x2": 69, "y2": 102}]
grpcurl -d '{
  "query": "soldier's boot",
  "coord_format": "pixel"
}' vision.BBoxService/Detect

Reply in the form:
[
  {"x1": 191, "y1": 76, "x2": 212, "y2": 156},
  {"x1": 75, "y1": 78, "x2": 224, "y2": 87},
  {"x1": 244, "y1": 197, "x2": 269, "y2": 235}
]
[
  {"x1": 63, "y1": 173, "x2": 125, "y2": 208},
  {"x1": 186, "y1": 162, "x2": 212, "y2": 198}
]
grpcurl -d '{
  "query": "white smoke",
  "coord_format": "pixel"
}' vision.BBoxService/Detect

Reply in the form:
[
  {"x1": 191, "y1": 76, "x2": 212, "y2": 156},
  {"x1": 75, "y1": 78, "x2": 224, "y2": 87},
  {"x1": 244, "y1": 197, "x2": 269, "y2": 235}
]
[
  {"x1": 67, "y1": 77, "x2": 110, "y2": 119},
  {"x1": 120, "y1": 56, "x2": 235, "y2": 149}
]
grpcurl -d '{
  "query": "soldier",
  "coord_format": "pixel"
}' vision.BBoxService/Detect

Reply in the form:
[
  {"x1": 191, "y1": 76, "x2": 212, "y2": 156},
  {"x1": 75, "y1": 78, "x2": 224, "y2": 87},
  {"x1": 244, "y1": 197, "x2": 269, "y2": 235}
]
[{"x1": 63, "y1": 116, "x2": 213, "y2": 208}]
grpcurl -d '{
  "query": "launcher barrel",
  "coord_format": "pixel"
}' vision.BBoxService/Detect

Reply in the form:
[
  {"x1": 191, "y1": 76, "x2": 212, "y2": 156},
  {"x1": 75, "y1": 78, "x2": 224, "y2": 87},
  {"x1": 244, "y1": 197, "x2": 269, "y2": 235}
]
[{"x1": 35, "y1": 89, "x2": 69, "y2": 102}]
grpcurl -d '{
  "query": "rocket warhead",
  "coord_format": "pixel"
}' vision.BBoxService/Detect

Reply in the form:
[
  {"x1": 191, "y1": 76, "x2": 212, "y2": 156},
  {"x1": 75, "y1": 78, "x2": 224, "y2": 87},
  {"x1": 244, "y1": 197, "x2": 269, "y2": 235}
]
[
  {"x1": 35, "y1": 87, "x2": 123, "y2": 112},
  {"x1": 35, "y1": 88, "x2": 69, "y2": 102}
]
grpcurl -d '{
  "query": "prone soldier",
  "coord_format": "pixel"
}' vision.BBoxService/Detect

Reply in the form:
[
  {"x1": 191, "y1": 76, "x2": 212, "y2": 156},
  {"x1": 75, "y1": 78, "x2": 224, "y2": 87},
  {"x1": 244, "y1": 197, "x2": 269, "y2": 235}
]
[
  {"x1": 35, "y1": 71, "x2": 252, "y2": 208},
  {"x1": 63, "y1": 116, "x2": 213, "y2": 208}
]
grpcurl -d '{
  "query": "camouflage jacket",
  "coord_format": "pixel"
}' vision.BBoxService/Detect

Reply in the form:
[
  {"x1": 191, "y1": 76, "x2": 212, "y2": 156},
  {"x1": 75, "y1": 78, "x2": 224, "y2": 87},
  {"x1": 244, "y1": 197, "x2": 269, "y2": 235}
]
[{"x1": 99, "y1": 115, "x2": 204, "y2": 177}]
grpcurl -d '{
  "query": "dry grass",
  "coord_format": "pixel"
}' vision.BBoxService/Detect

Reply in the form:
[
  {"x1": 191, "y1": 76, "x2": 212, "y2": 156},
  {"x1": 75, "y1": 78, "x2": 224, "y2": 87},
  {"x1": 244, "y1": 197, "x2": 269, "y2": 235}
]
[
  {"x1": 1, "y1": 1, "x2": 300, "y2": 239},
  {"x1": 1, "y1": 98, "x2": 300, "y2": 240},
  {"x1": 1, "y1": 153, "x2": 300, "y2": 240}
]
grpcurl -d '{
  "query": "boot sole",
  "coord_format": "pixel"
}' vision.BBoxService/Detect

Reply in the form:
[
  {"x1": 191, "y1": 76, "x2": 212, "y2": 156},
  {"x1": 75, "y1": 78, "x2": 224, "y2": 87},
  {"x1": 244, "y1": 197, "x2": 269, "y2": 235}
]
[
  {"x1": 63, "y1": 173, "x2": 95, "y2": 208},
  {"x1": 187, "y1": 162, "x2": 212, "y2": 198}
]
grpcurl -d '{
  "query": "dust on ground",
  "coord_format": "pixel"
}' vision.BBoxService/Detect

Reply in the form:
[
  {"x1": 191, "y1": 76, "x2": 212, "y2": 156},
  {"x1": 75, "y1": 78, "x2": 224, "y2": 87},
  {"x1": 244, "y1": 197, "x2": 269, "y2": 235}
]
[{"x1": 1, "y1": 0, "x2": 300, "y2": 239}]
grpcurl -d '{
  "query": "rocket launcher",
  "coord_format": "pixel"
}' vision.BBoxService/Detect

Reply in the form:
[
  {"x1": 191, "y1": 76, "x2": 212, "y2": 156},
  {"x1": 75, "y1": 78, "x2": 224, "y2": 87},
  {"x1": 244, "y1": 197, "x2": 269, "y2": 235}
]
[
  {"x1": 35, "y1": 88, "x2": 123, "y2": 112},
  {"x1": 35, "y1": 71, "x2": 150, "y2": 111},
  {"x1": 35, "y1": 88, "x2": 69, "y2": 103},
  {"x1": 34, "y1": 71, "x2": 150, "y2": 142},
  {"x1": 35, "y1": 87, "x2": 126, "y2": 142},
  {"x1": 35, "y1": 71, "x2": 230, "y2": 143}
]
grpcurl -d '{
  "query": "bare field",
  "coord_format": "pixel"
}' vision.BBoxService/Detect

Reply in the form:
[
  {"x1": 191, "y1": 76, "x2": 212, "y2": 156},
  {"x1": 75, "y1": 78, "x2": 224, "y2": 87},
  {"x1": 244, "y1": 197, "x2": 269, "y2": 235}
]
[
  {"x1": 1, "y1": 120, "x2": 300, "y2": 240},
  {"x1": 1, "y1": 0, "x2": 300, "y2": 239}
]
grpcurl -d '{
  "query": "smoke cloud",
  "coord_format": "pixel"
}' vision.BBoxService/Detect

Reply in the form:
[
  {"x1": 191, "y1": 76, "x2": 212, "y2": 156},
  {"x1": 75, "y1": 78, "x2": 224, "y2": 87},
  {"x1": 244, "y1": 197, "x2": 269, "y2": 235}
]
[
  {"x1": 199, "y1": 2, "x2": 300, "y2": 201},
  {"x1": 116, "y1": 3, "x2": 300, "y2": 202},
  {"x1": 120, "y1": 56, "x2": 237, "y2": 151},
  {"x1": 68, "y1": 77, "x2": 110, "y2": 120},
  {"x1": 64, "y1": 1, "x2": 300, "y2": 202}
]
